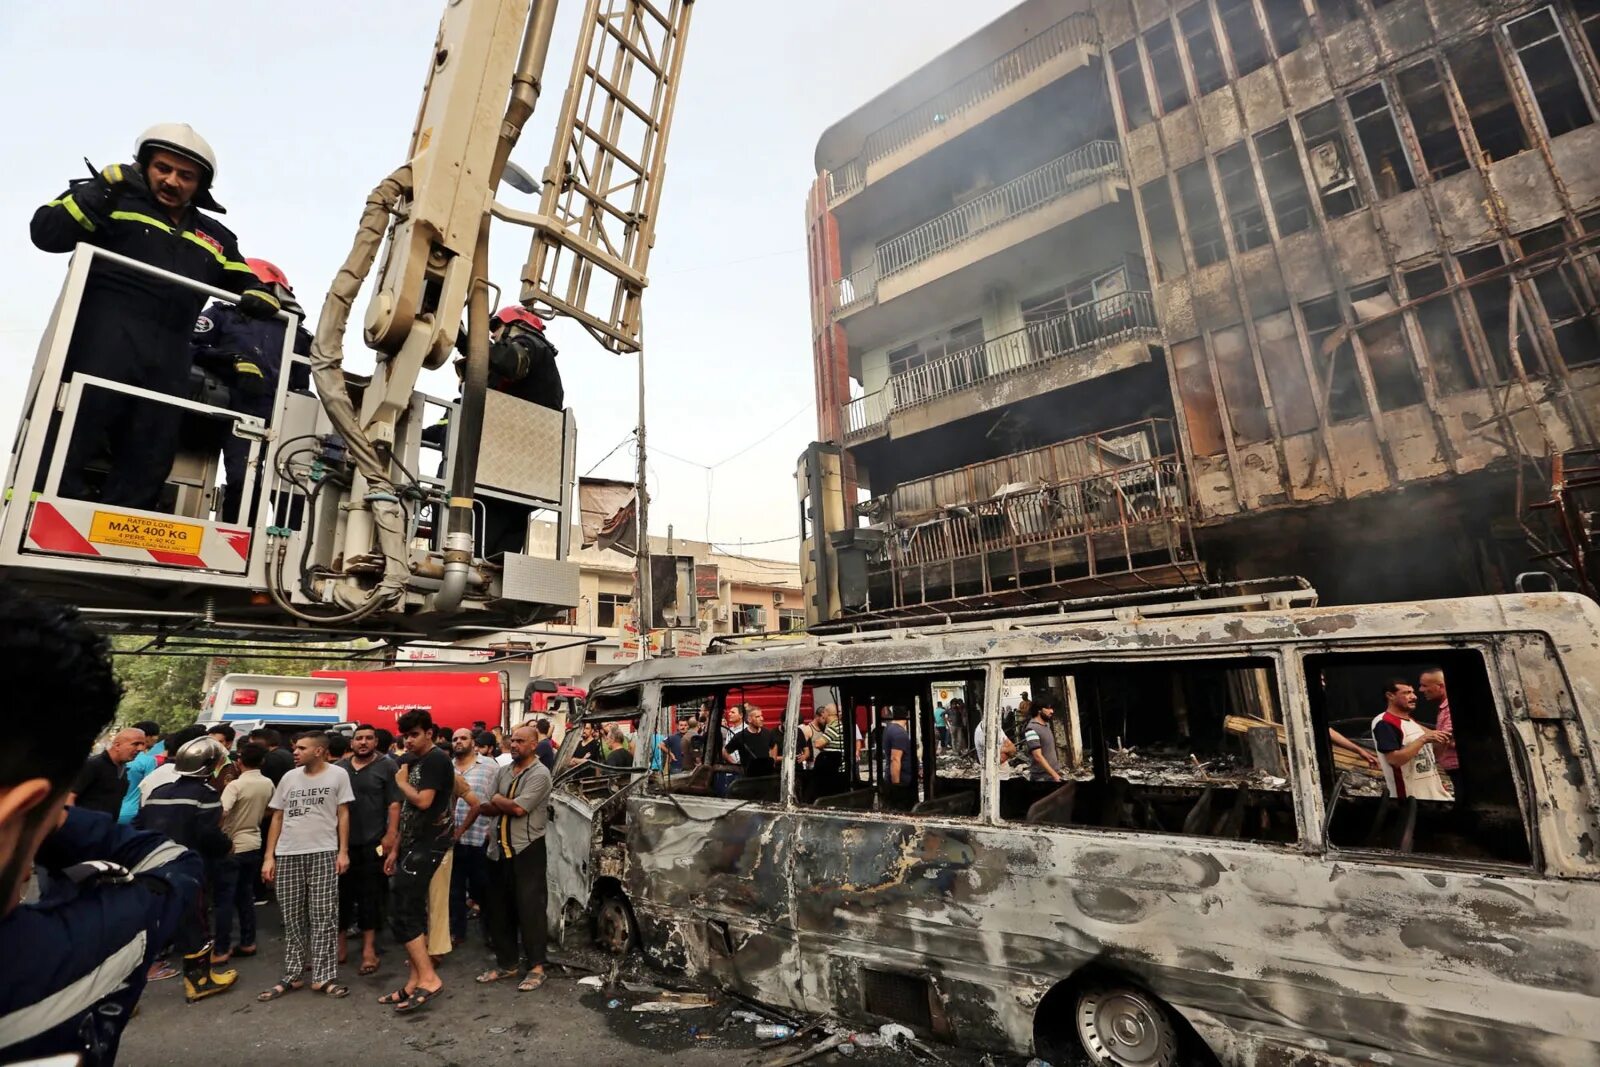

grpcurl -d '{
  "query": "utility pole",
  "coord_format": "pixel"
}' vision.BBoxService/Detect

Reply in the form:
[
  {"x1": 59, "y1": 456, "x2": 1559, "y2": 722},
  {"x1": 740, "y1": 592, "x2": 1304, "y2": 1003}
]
[{"x1": 634, "y1": 345, "x2": 652, "y2": 662}]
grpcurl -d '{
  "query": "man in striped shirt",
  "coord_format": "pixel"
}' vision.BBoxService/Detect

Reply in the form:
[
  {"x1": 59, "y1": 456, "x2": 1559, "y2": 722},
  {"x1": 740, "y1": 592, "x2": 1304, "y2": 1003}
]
[{"x1": 450, "y1": 728, "x2": 499, "y2": 944}]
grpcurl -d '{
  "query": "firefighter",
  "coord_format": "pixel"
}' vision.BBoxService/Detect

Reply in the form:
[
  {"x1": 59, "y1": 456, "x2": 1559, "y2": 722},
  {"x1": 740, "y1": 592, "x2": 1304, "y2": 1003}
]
[
  {"x1": 30, "y1": 122, "x2": 281, "y2": 511},
  {"x1": 191, "y1": 258, "x2": 313, "y2": 523},
  {"x1": 0, "y1": 586, "x2": 203, "y2": 1065},
  {"x1": 423, "y1": 306, "x2": 564, "y2": 555},
  {"x1": 135, "y1": 737, "x2": 239, "y2": 1003},
  {"x1": 483, "y1": 305, "x2": 564, "y2": 411}
]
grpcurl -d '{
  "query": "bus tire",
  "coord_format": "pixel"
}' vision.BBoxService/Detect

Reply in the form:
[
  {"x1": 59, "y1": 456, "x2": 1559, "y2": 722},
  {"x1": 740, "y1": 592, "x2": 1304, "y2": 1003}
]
[
  {"x1": 593, "y1": 891, "x2": 638, "y2": 955},
  {"x1": 1072, "y1": 982, "x2": 1180, "y2": 1067}
]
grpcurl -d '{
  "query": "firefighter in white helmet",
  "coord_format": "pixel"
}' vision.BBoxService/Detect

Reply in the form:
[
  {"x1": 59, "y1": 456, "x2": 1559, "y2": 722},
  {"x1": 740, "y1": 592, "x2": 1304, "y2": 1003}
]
[{"x1": 30, "y1": 123, "x2": 281, "y2": 512}]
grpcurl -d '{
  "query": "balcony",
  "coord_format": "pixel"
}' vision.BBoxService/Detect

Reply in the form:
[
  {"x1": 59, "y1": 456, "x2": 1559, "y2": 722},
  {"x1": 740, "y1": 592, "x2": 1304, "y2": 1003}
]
[
  {"x1": 842, "y1": 291, "x2": 1161, "y2": 443},
  {"x1": 831, "y1": 141, "x2": 1125, "y2": 322},
  {"x1": 825, "y1": 13, "x2": 1099, "y2": 205},
  {"x1": 858, "y1": 420, "x2": 1202, "y2": 615}
]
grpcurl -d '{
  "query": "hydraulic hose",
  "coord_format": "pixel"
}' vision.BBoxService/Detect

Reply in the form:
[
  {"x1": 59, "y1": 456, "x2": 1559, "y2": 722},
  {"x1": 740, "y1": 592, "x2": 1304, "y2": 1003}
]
[{"x1": 307, "y1": 166, "x2": 414, "y2": 612}]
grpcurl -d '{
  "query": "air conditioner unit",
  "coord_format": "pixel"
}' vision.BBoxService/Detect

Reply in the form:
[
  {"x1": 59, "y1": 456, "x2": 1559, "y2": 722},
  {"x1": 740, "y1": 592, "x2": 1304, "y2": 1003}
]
[
  {"x1": 772, "y1": 591, "x2": 784, "y2": 605},
  {"x1": 713, "y1": 605, "x2": 730, "y2": 622}
]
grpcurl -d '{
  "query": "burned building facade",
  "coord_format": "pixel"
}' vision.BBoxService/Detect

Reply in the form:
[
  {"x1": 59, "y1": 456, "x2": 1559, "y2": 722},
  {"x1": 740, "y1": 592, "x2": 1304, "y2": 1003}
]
[{"x1": 803, "y1": 0, "x2": 1600, "y2": 621}]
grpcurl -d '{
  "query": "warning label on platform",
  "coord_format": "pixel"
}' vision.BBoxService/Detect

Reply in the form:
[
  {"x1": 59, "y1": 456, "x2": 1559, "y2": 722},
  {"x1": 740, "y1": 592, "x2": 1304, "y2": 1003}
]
[{"x1": 89, "y1": 512, "x2": 203, "y2": 554}]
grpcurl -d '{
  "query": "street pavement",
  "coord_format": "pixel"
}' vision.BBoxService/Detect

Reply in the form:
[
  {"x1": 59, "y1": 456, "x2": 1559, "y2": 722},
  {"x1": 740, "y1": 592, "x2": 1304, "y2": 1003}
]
[{"x1": 118, "y1": 907, "x2": 996, "y2": 1066}]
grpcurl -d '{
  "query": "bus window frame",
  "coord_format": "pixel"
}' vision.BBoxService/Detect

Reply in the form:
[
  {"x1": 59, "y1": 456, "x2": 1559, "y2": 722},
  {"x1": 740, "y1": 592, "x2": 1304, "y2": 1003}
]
[
  {"x1": 989, "y1": 648, "x2": 1312, "y2": 851},
  {"x1": 1290, "y1": 639, "x2": 1542, "y2": 875},
  {"x1": 795, "y1": 664, "x2": 992, "y2": 820},
  {"x1": 650, "y1": 676, "x2": 797, "y2": 808}
]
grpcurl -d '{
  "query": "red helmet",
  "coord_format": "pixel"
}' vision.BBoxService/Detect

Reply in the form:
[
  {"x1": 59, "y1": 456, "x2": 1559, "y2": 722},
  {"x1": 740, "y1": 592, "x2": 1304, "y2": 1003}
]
[
  {"x1": 493, "y1": 305, "x2": 545, "y2": 331},
  {"x1": 246, "y1": 259, "x2": 290, "y2": 289}
]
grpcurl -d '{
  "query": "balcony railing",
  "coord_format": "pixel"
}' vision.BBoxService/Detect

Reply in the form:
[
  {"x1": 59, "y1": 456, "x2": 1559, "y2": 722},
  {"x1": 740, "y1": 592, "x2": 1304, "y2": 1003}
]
[
  {"x1": 826, "y1": 13, "x2": 1099, "y2": 203},
  {"x1": 835, "y1": 261, "x2": 881, "y2": 315},
  {"x1": 860, "y1": 420, "x2": 1197, "y2": 613},
  {"x1": 895, "y1": 290, "x2": 1157, "y2": 410},
  {"x1": 843, "y1": 389, "x2": 890, "y2": 438},
  {"x1": 892, "y1": 457, "x2": 1190, "y2": 567},
  {"x1": 831, "y1": 141, "x2": 1124, "y2": 313},
  {"x1": 840, "y1": 291, "x2": 1159, "y2": 440}
]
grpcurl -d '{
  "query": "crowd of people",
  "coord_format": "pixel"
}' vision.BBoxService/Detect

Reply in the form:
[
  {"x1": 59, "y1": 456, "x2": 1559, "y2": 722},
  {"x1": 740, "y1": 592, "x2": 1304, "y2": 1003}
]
[{"x1": 0, "y1": 583, "x2": 566, "y2": 1066}]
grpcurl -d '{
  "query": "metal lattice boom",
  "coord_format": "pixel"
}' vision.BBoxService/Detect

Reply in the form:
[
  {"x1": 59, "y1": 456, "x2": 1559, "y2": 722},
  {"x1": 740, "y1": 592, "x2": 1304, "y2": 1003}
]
[{"x1": 517, "y1": 0, "x2": 694, "y2": 353}]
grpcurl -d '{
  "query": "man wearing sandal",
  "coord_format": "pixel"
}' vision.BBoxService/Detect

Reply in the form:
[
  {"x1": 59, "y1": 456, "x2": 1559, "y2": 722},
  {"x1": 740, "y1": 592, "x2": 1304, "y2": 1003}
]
[
  {"x1": 380, "y1": 710, "x2": 456, "y2": 1013},
  {"x1": 258, "y1": 732, "x2": 353, "y2": 1002},
  {"x1": 473, "y1": 724, "x2": 554, "y2": 993}
]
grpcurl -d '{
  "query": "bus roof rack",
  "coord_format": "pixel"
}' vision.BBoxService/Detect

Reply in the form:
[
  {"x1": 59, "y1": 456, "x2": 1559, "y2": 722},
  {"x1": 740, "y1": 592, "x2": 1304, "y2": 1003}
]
[{"x1": 706, "y1": 577, "x2": 1317, "y2": 653}]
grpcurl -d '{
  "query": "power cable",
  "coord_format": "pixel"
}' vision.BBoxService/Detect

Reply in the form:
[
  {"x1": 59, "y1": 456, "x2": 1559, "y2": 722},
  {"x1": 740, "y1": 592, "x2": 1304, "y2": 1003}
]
[{"x1": 649, "y1": 403, "x2": 812, "y2": 471}]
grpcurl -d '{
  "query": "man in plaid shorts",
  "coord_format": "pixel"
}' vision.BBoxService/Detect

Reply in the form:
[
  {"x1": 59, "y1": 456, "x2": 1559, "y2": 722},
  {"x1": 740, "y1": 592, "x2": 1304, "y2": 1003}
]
[{"x1": 257, "y1": 733, "x2": 353, "y2": 1001}]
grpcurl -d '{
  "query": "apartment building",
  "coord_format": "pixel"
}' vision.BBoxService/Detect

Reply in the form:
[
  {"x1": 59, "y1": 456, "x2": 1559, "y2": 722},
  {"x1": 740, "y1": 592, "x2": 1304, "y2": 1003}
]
[{"x1": 804, "y1": 0, "x2": 1600, "y2": 620}]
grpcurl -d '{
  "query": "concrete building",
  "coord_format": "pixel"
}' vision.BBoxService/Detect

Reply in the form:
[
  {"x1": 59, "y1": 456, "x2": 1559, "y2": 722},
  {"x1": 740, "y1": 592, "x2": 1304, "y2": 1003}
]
[
  {"x1": 405, "y1": 532, "x2": 804, "y2": 690},
  {"x1": 804, "y1": 0, "x2": 1600, "y2": 620}
]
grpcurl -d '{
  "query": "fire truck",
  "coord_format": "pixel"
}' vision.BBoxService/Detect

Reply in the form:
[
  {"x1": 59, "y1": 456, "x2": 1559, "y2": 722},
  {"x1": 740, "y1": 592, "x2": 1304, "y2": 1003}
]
[{"x1": 0, "y1": 0, "x2": 695, "y2": 641}]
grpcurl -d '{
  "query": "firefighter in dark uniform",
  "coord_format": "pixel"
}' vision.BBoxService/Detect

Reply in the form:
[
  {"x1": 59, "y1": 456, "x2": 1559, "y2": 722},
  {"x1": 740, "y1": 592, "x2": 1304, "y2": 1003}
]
[
  {"x1": 0, "y1": 585, "x2": 203, "y2": 1065},
  {"x1": 423, "y1": 305, "x2": 563, "y2": 556},
  {"x1": 482, "y1": 305, "x2": 563, "y2": 411},
  {"x1": 29, "y1": 122, "x2": 281, "y2": 511},
  {"x1": 191, "y1": 258, "x2": 313, "y2": 523},
  {"x1": 135, "y1": 737, "x2": 237, "y2": 1003}
]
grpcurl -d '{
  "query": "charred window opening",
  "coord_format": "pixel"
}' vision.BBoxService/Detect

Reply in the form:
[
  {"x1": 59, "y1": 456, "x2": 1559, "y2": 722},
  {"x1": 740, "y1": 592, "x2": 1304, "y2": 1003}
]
[
  {"x1": 1349, "y1": 279, "x2": 1423, "y2": 410},
  {"x1": 1216, "y1": 142, "x2": 1270, "y2": 252},
  {"x1": 1298, "y1": 103, "x2": 1362, "y2": 218},
  {"x1": 796, "y1": 672, "x2": 984, "y2": 815},
  {"x1": 1213, "y1": 324, "x2": 1271, "y2": 444},
  {"x1": 1257, "y1": 309, "x2": 1319, "y2": 434},
  {"x1": 1518, "y1": 224, "x2": 1600, "y2": 369},
  {"x1": 1445, "y1": 36, "x2": 1529, "y2": 162},
  {"x1": 1139, "y1": 178, "x2": 1186, "y2": 281},
  {"x1": 1146, "y1": 22, "x2": 1191, "y2": 115},
  {"x1": 1254, "y1": 123, "x2": 1313, "y2": 237},
  {"x1": 1505, "y1": 7, "x2": 1596, "y2": 138},
  {"x1": 1173, "y1": 338, "x2": 1228, "y2": 456},
  {"x1": 658, "y1": 680, "x2": 791, "y2": 802},
  {"x1": 1304, "y1": 650, "x2": 1533, "y2": 867},
  {"x1": 1179, "y1": 3, "x2": 1228, "y2": 95},
  {"x1": 1582, "y1": 1, "x2": 1600, "y2": 65},
  {"x1": 560, "y1": 686, "x2": 641, "y2": 771},
  {"x1": 1112, "y1": 41, "x2": 1154, "y2": 130},
  {"x1": 1395, "y1": 60, "x2": 1469, "y2": 180},
  {"x1": 997, "y1": 659, "x2": 1298, "y2": 846},
  {"x1": 1314, "y1": 0, "x2": 1359, "y2": 30},
  {"x1": 1349, "y1": 83, "x2": 1416, "y2": 198},
  {"x1": 1177, "y1": 161, "x2": 1227, "y2": 268},
  {"x1": 1217, "y1": 0, "x2": 1270, "y2": 77},
  {"x1": 1403, "y1": 264, "x2": 1480, "y2": 395},
  {"x1": 1302, "y1": 295, "x2": 1366, "y2": 422},
  {"x1": 1458, "y1": 244, "x2": 1544, "y2": 382},
  {"x1": 1265, "y1": 0, "x2": 1312, "y2": 57}
]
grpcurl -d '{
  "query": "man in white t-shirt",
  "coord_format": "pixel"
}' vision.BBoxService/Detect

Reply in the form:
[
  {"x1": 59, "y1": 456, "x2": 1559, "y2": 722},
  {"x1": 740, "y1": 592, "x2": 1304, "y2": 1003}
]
[
  {"x1": 258, "y1": 732, "x2": 353, "y2": 1000},
  {"x1": 1371, "y1": 679, "x2": 1453, "y2": 802}
]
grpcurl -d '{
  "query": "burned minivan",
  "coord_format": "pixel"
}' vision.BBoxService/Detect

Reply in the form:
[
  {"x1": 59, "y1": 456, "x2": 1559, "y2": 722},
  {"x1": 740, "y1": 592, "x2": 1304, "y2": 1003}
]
[{"x1": 545, "y1": 587, "x2": 1600, "y2": 1066}]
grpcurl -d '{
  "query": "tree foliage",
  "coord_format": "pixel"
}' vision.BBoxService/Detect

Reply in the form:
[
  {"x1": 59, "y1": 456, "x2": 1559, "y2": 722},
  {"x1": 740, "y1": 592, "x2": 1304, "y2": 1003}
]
[{"x1": 110, "y1": 637, "x2": 383, "y2": 732}]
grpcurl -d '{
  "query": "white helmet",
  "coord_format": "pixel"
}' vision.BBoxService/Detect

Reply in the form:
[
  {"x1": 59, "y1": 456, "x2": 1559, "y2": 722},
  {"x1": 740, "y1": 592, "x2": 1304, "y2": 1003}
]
[{"x1": 134, "y1": 123, "x2": 224, "y2": 212}]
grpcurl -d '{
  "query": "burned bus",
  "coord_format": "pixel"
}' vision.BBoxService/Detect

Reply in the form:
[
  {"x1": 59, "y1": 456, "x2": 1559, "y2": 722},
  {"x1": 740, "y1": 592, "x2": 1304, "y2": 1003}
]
[{"x1": 546, "y1": 587, "x2": 1600, "y2": 1066}]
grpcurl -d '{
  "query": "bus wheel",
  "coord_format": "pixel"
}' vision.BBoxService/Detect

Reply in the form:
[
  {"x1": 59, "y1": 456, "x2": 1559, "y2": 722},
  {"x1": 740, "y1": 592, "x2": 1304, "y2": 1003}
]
[
  {"x1": 594, "y1": 892, "x2": 637, "y2": 955},
  {"x1": 1073, "y1": 984, "x2": 1179, "y2": 1067}
]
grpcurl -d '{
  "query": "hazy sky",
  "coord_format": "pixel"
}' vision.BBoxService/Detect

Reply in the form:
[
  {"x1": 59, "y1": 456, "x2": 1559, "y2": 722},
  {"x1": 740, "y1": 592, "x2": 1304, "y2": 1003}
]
[{"x1": 0, "y1": 1, "x2": 999, "y2": 561}]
